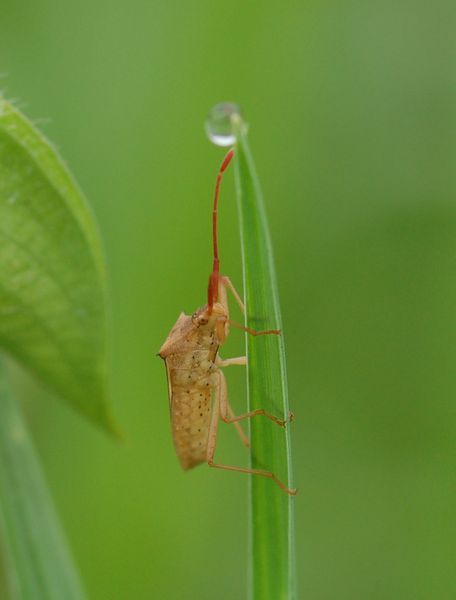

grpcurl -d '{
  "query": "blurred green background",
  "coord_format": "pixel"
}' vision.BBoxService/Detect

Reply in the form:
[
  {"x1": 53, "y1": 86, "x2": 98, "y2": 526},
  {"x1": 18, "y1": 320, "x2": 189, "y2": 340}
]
[{"x1": 1, "y1": 1, "x2": 455, "y2": 598}]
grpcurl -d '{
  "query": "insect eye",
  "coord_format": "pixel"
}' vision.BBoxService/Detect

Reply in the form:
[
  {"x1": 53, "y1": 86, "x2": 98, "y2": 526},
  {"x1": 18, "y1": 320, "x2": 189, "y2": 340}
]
[{"x1": 198, "y1": 317, "x2": 208, "y2": 325}]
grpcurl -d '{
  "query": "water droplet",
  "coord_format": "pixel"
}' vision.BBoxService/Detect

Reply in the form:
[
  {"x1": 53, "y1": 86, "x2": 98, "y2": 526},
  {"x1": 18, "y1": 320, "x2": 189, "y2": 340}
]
[{"x1": 205, "y1": 102, "x2": 242, "y2": 146}]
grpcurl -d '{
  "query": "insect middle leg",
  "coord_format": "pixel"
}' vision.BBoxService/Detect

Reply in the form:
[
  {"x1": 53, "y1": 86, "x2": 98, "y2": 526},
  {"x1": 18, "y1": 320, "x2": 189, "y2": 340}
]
[
  {"x1": 213, "y1": 361, "x2": 250, "y2": 447},
  {"x1": 216, "y1": 368, "x2": 294, "y2": 429},
  {"x1": 216, "y1": 356, "x2": 247, "y2": 368},
  {"x1": 206, "y1": 376, "x2": 297, "y2": 495}
]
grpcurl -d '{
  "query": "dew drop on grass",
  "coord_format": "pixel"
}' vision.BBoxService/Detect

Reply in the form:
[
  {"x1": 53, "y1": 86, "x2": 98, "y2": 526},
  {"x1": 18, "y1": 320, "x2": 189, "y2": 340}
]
[{"x1": 205, "y1": 102, "x2": 243, "y2": 146}]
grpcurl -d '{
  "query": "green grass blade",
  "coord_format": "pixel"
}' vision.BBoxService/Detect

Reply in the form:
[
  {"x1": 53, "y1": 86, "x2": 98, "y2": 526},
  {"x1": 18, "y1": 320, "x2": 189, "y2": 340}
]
[
  {"x1": 0, "y1": 359, "x2": 86, "y2": 600},
  {"x1": 233, "y1": 128, "x2": 296, "y2": 600},
  {"x1": 0, "y1": 97, "x2": 115, "y2": 433}
]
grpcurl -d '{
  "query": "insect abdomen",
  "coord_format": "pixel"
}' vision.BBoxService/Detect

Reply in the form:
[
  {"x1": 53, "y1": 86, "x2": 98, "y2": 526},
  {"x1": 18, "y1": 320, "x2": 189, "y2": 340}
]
[
  {"x1": 171, "y1": 386, "x2": 212, "y2": 469},
  {"x1": 163, "y1": 334, "x2": 219, "y2": 470}
]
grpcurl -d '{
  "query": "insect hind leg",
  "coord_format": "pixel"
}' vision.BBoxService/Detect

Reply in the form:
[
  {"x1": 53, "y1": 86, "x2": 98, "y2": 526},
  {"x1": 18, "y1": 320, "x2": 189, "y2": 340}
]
[
  {"x1": 207, "y1": 371, "x2": 296, "y2": 495},
  {"x1": 209, "y1": 460, "x2": 297, "y2": 496},
  {"x1": 206, "y1": 389, "x2": 296, "y2": 495}
]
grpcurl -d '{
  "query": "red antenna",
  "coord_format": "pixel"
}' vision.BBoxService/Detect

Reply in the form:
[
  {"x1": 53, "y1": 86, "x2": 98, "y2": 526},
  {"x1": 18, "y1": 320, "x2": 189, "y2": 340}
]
[{"x1": 208, "y1": 148, "x2": 234, "y2": 312}]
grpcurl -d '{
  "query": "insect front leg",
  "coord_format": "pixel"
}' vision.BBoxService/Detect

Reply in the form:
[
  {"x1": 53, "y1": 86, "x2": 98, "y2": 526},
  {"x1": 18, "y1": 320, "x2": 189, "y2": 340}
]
[
  {"x1": 206, "y1": 374, "x2": 297, "y2": 496},
  {"x1": 229, "y1": 320, "x2": 281, "y2": 337},
  {"x1": 219, "y1": 276, "x2": 281, "y2": 336},
  {"x1": 218, "y1": 275, "x2": 245, "y2": 314}
]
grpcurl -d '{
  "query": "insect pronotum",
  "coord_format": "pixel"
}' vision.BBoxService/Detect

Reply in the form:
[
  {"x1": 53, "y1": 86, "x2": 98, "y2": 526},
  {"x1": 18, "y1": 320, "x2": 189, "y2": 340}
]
[{"x1": 158, "y1": 149, "x2": 296, "y2": 495}]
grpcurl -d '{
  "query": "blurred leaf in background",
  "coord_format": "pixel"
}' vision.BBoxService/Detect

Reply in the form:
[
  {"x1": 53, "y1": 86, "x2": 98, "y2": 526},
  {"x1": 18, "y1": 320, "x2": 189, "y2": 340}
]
[
  {"x1": 0, "y1": 96, "x2": 116, "y2": 599},
  {"x1": 0, "y1": 1, "x2": 455, "y2": 599},
  {"x1": 0, "y1": 97, "x2": 114, "y2": 432}
]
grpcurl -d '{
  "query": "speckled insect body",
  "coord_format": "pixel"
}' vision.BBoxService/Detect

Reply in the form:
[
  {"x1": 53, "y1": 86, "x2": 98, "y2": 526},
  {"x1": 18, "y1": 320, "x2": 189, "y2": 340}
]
[
  {"x1": 159, "y1": 303, "x2": 226, "y2": 470},
  {"x1": 158, "y1": 150, "x2": 295, "y2": 495}
]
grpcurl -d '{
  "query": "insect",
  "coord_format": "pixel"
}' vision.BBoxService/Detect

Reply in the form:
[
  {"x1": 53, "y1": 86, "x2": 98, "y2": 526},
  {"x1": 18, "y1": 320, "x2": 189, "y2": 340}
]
[{"x1": 158, "y1": 149, "x2": 296, "y2": 495}]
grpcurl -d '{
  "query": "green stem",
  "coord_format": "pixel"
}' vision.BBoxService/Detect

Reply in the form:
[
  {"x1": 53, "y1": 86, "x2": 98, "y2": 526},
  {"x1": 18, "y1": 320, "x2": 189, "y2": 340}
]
[{"x1": 233, "y1": 126, "x2": 296, "y2": 600}]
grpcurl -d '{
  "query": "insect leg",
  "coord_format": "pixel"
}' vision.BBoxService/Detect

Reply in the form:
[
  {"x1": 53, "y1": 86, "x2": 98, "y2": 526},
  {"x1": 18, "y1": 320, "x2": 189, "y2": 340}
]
[
  {"x1": 207, "y1": 385, "x2": 296, "y2": 495},
  {"x1": 219, "y1": 374, "x2": 293, "y2": 428},
  {"x1": 227, "y1": 403, "x2": 250, "y2": 448},
  {"x1": 223, "y1": 407, "x2": 294, "y2": 427},
  {"x1": 217, "y1": 370, "x2": 249, "y2": 447},
  {"x1": 219, "y1": 276, "x2": 245, "y2": 313},
  {"x1": 217, "y1": 277, "x2": 278, "y2": 336},
  {"x1": 229, "y1": 319, "x2": 280, "y2": 337},
  {"x1": 216, "y1": 355, "x2": 247, "y2": 367}
]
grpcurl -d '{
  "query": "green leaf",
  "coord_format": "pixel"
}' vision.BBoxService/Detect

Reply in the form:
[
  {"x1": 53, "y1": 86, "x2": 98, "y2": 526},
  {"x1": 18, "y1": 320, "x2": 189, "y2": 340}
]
[
  {"x1": 0, "y1": 98, "x2": 115, "y2": 432},
  {"x1": 0, "y1": 359, "x2": 86, "y2": 600},
  {"x1": 233, "y1": 126, "x2": 296, "y2": 600}
]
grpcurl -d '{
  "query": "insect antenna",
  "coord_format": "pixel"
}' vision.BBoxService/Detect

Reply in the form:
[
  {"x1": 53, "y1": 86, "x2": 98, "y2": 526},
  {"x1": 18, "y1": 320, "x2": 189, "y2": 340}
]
[{"x1": 208, "y1": 148, "x2": 235, "y2": 313}]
